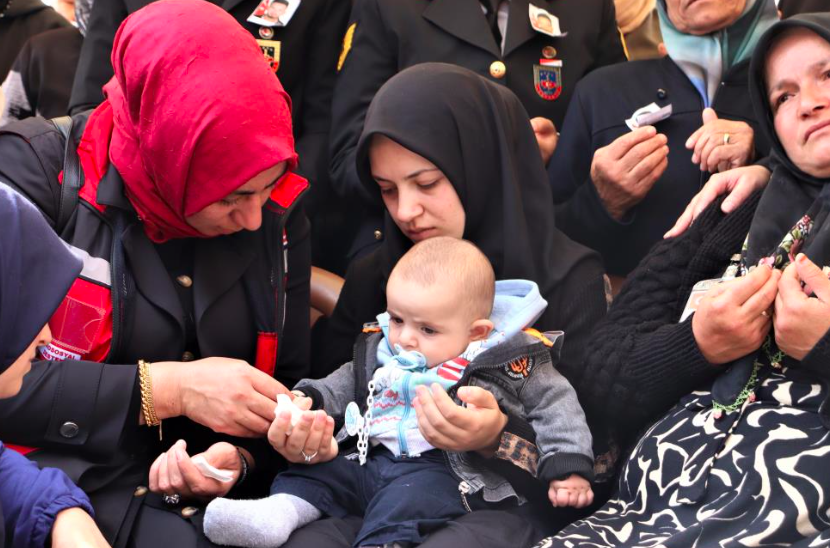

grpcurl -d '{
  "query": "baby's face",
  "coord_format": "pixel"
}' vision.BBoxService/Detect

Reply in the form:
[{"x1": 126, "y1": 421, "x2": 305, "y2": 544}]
[{"x1": 385, "y1": 277, "x2": 479, "y2": 368}]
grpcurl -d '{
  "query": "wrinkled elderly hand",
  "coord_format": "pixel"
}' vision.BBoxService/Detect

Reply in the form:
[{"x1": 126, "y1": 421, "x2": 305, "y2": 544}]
[
  {"x1": 692, "y1": 266, "x2": 780, "y2": 364},
  {"x1": 413, "y1": 384, "x2": 508, "y2": 455},
  {"x1": 664, "y1": 165, "x2": 771, "y2": 238},
  {"x1": 155, "y1": 357, "x2": 290, "y2": 438},
  {"x1": 51, "y1": 508, "x2": 111, "y2": 548},
  {"x1": 686, "y1": 108, "x2": 755, "y2": 173},
  {"x1": 267, "y1": 399, "x2": 338, "y2": 465},
  {"x1": 531, "y1": 117, "x2": 558, "y2": 165},
  {"x1": 590, "y1": 126, "x2": 669, "y2": 221},
  {"x1": 149, "y1": 440, "x2": 243, "y2": 502},
  {"x1": 774, "y1": 254, "x2": 830, "y2": 361}
]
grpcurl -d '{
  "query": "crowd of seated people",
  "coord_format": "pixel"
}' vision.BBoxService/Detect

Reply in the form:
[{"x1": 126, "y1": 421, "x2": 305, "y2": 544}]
[{"x1": 1, "y1": 0, "x2": 830, "y2": 547}]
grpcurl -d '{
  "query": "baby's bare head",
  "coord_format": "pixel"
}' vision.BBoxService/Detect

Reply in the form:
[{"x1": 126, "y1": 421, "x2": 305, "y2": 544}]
[{"x1": 389, "y1": 237, "x2": 495, "y2": 322}]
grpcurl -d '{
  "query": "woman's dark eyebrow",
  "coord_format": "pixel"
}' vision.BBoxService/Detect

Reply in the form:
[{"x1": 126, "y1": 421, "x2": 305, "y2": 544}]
[
  {"x1": 229, "y1": 169, "x2": 287, "y2": 196},
  {"x1": 372, "y1": 168, "x2": 440, "y2": 183},
  {"x1": 404, "y1": 168, "x2": 440, "y2": 181},
  {"x1": 769, "y1": 59, "x2": 830, "y2": 95}
]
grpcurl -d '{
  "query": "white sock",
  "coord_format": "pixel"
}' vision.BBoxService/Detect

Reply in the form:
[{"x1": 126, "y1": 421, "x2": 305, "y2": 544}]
[{"x1": 203, "y1": 493, "x2": 322, "y2": 548}]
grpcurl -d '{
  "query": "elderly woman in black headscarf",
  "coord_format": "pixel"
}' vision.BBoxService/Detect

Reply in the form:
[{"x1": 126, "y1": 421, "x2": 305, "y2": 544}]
[
  {"x1": 304, "y1": 63, "x2": 608, "y2": 547},
  {"x1": 0, "y1": 182, "x2": 110, "y2": 548},
  {"x1": 534, "y1": 13, "x2": 830, "y2": 547}
]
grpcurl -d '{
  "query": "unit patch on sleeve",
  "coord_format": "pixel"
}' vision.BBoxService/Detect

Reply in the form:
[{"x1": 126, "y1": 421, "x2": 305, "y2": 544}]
[{"x1": 504, "y1": 355, "x2": 534, "y2": 379}]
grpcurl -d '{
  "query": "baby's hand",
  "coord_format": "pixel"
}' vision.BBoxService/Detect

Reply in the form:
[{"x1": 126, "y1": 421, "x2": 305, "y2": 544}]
[{"x1": 548, "y1": 474, "x2": 593, "y2": 508}]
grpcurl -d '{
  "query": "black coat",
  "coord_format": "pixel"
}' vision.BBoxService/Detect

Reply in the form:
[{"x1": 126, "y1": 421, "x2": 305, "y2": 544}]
[
  {"x1": 0, "y1": 115, "x2": 311, "y2": 546},
  {"x1": 0, "y1": 27, "x2": 83, "y2": 124},
  {"x1": 0, "y1": 0, "x2": 69, "y2": 84},
  {"x1": 328, "y1": 0, "x2": 626, "y2": 256},
  {"x1": 68, "y1": 0, "x2": 349, "y2": 223},
  {"x1": 549, "y1": 56, "x2": 771, "y2": 276}
]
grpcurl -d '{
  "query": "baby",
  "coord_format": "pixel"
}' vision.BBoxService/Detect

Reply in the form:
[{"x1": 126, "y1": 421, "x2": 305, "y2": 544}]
[{"x1": 204, "y1": 237, "x2": 594, "y2": 548}]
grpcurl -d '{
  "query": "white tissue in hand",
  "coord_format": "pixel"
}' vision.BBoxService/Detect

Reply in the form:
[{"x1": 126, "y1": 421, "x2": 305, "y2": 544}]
[
  {"x1": 275, "y1": 393, "x2": 304, "y2": 428},
  {"x1": 192, "y1": 455, "x2": 235, "y2": 483}
]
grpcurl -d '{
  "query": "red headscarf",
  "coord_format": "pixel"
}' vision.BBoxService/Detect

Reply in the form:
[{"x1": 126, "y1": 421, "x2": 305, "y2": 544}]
[{"x1": 82, "y1": 0, "x2": 297, "y2": 242}]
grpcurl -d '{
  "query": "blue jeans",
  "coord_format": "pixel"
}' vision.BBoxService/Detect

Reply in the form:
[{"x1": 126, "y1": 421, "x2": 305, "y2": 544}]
[{"x1": 271, "y1": 448, "x2": 474, "y2": 547}]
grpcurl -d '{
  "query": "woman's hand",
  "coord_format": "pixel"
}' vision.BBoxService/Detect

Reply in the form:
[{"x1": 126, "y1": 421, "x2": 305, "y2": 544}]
[
  {"x1": 51, "y1": 507, "x2": 110, "y2": 548},
  {"x1": 774, "y1": 254, "x2": 830, "y2": 361},
  {"x1": 686, "y1": 108, "x2": 755, "y2": 174},
  {"x1": 412, "y1": 384, "x2": 508, "y2": 454},
  {"x1": 692, "y1": 266, "x2": 780, "y2": 364},
  {"x1": 149, "y1": 440, "x2": 243, "y2": 502},
  {"x1": 152, "y1": 357, "x2": 291, "y2": 438},
  {"x1": 267, "y1": 401, "x2": 338, "y2": 465},
  {"x1": 664, "y1": 165, "x2": 771, "y2": 239}
]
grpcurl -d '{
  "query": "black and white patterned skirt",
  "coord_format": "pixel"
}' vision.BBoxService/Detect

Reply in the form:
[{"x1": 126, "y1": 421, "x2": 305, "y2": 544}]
[{"x1": 535, "y1": 368, "x2": 830, "y2": 548}]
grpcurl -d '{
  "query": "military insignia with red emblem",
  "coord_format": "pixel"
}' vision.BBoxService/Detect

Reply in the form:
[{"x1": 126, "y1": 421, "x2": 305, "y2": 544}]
[
  {"x1": 257, "y1": 39, "x2": 281, "y2": 74},
  {"x1": 533, "y1": 59, "x2": 562, "y2": 101},
  {"x1": 504, "y1": 356, "x2": 534, "y2": 379}
]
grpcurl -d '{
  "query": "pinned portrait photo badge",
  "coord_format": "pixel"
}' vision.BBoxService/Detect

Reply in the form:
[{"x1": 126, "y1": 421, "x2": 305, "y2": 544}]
[
  {"x1": 533, "y1": 59, "x2": 562, "y2": 101},
  {"x1": 528, "y1": 4, "x2": 566, "y2": 37},
  {"x1": 248, "y1": 0, "x2": 300, "y2": 28},
  {"x1": 257, "y1": 39, "x2": 281, "y2": 74}
]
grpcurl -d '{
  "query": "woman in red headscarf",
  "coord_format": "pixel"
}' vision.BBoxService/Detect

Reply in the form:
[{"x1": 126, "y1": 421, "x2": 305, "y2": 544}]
[{"x1": 0, "y1": 0, "x2": 312, "y2": 544}]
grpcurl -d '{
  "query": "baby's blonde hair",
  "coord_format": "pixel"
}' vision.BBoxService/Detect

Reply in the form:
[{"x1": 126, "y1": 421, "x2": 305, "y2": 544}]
[{"x1": 389, "y1": 237, "x2": 495, "y2": 320}]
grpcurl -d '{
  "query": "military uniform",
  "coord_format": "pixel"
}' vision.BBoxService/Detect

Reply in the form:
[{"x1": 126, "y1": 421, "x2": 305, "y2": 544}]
[{"x1": 328, "y1": 0, "x2": 627, "y2": 257}]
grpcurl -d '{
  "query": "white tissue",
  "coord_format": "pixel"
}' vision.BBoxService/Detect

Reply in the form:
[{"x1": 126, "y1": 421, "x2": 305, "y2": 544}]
[{"x1": 192, "y1": 455, "x2": 235, "y2": 483}]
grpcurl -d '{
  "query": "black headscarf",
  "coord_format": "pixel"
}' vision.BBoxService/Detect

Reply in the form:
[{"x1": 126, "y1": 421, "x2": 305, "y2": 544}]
[
  {"x1": 709, "y1": 15, "x2": 830, "y2": 408},
  {"x1": 744, "y1": 14, "x2": 830, "y2": 272},
  {"x1": 779, "y1": 0, "x2": 829, "y2": 19},
  {"x1": 354, "y1": 63, "x2": 601, "y2": 328},
  {"x1": 0, "y1": 182, "x2": 81, "y2": 372}
]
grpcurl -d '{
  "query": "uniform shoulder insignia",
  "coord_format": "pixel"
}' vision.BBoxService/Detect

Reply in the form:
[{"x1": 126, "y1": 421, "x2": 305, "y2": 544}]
[
  {"x1": 504, "y1": 355, "x2": 534, "y2": 379},
  {"x1": 337, "y1": 22, "x2": 356, "y2": 71},
  {"x1": 522, "y1": 328, "x2": 554, "y2": 347},
  {"x1": 362, "y1": 322, "x2": 381, "y2": 333}
]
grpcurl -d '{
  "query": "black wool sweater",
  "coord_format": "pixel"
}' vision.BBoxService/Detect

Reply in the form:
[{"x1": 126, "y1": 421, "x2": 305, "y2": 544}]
[{"x1": 571, "y1": 191, "x2": 763, "y2": 459}]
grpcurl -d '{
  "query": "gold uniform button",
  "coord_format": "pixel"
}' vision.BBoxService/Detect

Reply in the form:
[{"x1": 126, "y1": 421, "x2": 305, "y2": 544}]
[
  {"x1": 489, "y1": 61, "x2": 506, "y2": 79},
  {"x1": 181, "y1": 506, "x2": 199, "y2": 518},
  {"x1": 176, "y1": 275, "x2": 193, "y2": 288},
  {"x1": 542, "y1": 46, "x2": 557, "y2": 59},
  {"x1": 373, "y1": 230, "x2": 383, "y2": 240},
  {"x1": 182, "y1": 351, "x2": 195, "y2": 362},
  {"x1": 134, "y1": 486, "x2": 148, "y2": 497}
]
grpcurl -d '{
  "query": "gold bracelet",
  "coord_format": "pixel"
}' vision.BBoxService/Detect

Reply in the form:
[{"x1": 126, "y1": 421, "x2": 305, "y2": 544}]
[{"x1": 138, "y1": 359, "x2": 163, "y2": 440}]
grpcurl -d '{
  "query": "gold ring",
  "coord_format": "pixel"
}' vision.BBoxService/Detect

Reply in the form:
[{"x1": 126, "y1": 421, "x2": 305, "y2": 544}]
[{"x1": 723, "y1": 133, "x2": 731, "y2": 145}]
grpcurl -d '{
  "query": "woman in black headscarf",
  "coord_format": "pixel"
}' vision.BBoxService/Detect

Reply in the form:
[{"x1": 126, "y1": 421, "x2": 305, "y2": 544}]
[
  {"x1": 534, "y1": 13, "x2": 830, "y2": 547},
  {"x1": 305, "y1": 63, "x2": 608, "y2": 547},
  {"x1": 0, "y1": 182, "x2": 111, "y2": 548}
]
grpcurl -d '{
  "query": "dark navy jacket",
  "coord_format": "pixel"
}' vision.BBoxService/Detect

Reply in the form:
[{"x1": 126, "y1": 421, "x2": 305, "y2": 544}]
[
  {"x1": 548, "y1": 56, "x2": 771, "y2": 276},
  {"x1": 0, "y1": 442, "x2": 93, "y2": 548}
]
